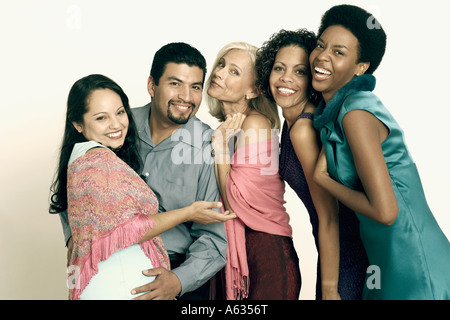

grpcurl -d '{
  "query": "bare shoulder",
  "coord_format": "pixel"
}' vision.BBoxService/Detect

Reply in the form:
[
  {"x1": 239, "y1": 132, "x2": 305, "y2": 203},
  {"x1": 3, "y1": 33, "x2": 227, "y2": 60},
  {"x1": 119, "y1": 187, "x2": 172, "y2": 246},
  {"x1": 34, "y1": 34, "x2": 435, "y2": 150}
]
[
  {"x1": 241, "y1": 112, "x2": 272, "y2": 131},
  {"x1": 343, "y1": 109, "x2": 388, "y2": 143},
  {"x1": 304, "y1": 103, "x2": 316, "y2": 114},
  {"x1": 342, "y1": 109, "x2": 378, "y2": 130},
  {"x1": 290, "y1": 102, "x2": 316, "y2": 137},
  {"x1": 239, "y1": 112, "x2": 273, "y2": 145},
  {"x1": 290, "y1": 116, "x2": 316, "y2": 144}
]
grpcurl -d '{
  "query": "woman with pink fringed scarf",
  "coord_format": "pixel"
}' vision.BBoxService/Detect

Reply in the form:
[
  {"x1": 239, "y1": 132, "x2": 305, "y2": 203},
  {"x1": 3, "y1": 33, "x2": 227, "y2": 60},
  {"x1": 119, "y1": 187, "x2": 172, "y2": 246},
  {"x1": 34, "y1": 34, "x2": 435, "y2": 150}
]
[
  {"x1": 206, "y1": 42, "x2": 301, "y2": 300},
  {"x1": 49, "y1": 74, "x2": 235, "y2": 300}
]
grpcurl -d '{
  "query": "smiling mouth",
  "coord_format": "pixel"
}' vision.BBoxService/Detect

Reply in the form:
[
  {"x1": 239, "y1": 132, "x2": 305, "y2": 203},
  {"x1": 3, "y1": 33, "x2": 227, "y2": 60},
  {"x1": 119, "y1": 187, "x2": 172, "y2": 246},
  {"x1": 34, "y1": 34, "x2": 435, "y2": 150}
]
[
  {"x1": 313, "y1": 67, "x2": 332, "y2": 80},
  {"x1": 277, "y1": 87, "x2": 297, "y2": 96},
  {"x1": 106, "y1": 131, "x2": 122, "y2": 139},
  {"x1": 171, "y1": 102, "x2": 193, "y2": 113}
]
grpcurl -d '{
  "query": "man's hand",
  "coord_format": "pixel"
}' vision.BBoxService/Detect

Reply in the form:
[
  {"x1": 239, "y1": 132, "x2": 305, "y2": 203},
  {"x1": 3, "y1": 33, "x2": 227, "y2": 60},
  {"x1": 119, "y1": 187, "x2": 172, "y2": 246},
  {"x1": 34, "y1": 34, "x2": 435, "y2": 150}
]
[{"x1": 131, "y1": 267, "x2": 181, "y2": 300}]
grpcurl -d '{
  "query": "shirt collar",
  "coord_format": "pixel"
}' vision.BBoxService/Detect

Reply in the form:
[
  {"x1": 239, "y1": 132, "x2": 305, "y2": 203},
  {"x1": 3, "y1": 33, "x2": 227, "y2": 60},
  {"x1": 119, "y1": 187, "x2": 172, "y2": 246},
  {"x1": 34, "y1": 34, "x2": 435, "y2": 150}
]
[{"x1": 135, "y1": 102, "x2": 202, "y2": 150}]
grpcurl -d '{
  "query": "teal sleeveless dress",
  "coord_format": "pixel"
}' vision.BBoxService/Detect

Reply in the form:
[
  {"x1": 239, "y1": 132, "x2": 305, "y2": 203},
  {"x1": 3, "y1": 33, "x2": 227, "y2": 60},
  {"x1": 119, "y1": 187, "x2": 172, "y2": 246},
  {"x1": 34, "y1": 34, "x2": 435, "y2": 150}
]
[{"x1": 313, "y1": 75, "x2": 450, "y2": 300}]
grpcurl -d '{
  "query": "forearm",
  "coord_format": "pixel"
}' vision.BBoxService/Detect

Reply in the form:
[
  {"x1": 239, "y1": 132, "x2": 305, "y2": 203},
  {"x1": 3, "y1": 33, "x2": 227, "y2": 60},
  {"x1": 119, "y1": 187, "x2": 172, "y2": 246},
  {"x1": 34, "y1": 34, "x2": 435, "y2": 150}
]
[
  {"x1": 317, "y1": 215, "x2": 340, "y2": 295},
  {"x1": 176, "y1": 222, "x2": 228, "y2": 295},
  {"x1": 296, "y1": 135, "x2": 340, "y2": 297},
  {"x1": 315, "y1": 171, "x2": 389, "y2": 224},
  {"x1": 139, "y1": 207, "x2": 191, "y2": 243},
  {"x1": 309, "y1": 183, "x2": 340, "y2": 297},
  {"x1": 213, "y1": 145, "x2": 233, "y2": 212},
  {"x1": 335, "y1": 110, "x2": 399, "y2": 225}
]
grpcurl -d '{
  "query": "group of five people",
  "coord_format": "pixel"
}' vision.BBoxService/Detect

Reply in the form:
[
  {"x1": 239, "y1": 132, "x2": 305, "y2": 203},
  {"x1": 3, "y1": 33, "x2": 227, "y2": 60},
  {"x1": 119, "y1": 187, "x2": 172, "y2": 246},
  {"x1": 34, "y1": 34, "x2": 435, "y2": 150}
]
[{"x1": 49, "y1": 4, "x2": 450, "y2": 300}]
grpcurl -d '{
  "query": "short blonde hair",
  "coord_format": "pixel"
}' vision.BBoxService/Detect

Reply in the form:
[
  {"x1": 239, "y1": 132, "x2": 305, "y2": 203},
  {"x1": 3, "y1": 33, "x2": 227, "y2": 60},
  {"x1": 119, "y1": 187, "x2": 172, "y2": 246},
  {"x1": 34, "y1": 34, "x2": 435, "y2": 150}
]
[{"x1": 206, "y1": 41, "x2": 280, "y2": 129}]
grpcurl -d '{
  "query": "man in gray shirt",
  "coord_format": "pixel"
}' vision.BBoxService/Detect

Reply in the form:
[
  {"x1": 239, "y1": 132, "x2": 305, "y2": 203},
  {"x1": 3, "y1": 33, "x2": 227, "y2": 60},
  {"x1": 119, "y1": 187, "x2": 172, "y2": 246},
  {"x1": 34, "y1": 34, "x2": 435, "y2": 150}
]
[
  {"x1": 131, "y1": 42, "x2": 227, "y2": 300},
  {"x1": 59, "y1": 43, "x2": 227, "y2": 300}
]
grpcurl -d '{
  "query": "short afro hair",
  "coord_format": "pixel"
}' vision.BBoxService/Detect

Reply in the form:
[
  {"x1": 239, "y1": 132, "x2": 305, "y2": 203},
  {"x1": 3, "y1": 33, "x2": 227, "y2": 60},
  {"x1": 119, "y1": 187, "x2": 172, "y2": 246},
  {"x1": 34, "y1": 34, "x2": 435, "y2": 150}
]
[{"x1": 317, "y1": 4, "x2": 387, "y2": 74}]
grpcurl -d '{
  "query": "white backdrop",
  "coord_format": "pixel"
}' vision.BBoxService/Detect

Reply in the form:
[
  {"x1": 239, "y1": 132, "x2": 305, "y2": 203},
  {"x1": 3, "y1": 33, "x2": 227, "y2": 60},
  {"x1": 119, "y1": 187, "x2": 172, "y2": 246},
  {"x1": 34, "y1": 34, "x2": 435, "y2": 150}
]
[{"x1": 0, "y1": 0, "x2": 448, "y2": 300}]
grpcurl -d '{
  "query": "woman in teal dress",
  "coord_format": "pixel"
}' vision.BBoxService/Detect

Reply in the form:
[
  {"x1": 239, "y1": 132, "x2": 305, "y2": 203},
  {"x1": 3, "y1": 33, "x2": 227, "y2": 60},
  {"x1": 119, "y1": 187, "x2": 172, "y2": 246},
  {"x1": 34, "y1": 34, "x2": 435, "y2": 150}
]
[{"x1": 310, "y1": 4, "x2": 450, "y2": 299}]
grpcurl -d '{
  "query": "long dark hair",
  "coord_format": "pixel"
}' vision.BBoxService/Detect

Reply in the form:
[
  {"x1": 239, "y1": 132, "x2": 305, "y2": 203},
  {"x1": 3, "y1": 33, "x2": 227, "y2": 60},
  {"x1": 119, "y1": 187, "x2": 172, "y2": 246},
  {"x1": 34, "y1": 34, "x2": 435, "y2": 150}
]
[{"x1": 49, "y1": 74, "x2": 142, "y2": 214}]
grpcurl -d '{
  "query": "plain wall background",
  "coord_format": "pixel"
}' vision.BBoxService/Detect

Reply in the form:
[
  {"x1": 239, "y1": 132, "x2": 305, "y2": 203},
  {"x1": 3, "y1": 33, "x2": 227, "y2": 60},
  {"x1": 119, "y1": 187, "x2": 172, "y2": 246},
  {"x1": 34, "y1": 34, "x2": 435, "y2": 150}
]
[{"x1": 1, "y1": 0, "x2": 448, "y2": 300}]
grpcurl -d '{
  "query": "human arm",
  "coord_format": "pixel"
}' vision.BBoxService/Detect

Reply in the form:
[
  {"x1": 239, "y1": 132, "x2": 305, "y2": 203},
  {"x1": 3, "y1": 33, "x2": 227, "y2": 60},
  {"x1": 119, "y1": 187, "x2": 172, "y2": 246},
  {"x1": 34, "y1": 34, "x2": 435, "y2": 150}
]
[
  {"x1": 64, "y1": 202, "x2": 231, "y2": 300},
  {"x1": 290, "y1": 119, "x2": 341, "y2": 300},
  {"x1": 57, "y1": 211, "x2": 73, "y2": 266},
  {"x1": 59, "y1": 194, "x2": 229, "y2": 268},
  {"x1": 212, "y1": 113, "x2": 247, "y2": 213},
  {"x1": 134, "y1": 128, "x2": 231, "y2": 299},
  {"x1": 138, "y1": 201, "x2": 235, "y2": 243},
  {"x1": 171, "y1": 138, "x2": 231, "y2": 297},
  {"x1": 314, "y1": 109, "x2": 398, "y2": 225}
]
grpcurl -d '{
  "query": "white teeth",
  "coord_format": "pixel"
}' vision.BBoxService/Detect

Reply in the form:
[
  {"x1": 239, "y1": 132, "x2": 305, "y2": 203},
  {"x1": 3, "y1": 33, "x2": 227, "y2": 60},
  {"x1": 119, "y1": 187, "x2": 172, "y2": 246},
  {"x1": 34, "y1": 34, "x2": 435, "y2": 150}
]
[
  {"x1": 278, "y1": 87, "x2": 296, "y2": 94},
  {"x1": 315, "y1": 67, "x2": 331, "y2": 75},
  {"x1": 175, "y1": 104, "x2": 190, "y2": 110},
  {"x1": 107, "y1": 131, "x2": 121, "y2": 138}
]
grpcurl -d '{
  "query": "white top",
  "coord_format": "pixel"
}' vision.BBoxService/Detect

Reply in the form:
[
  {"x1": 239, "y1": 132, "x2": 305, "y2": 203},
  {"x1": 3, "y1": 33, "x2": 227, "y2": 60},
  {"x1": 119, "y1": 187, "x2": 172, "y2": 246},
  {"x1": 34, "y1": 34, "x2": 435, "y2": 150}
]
[{"x1": 68, "y1": 141, "x2": 107, "y2": 166}]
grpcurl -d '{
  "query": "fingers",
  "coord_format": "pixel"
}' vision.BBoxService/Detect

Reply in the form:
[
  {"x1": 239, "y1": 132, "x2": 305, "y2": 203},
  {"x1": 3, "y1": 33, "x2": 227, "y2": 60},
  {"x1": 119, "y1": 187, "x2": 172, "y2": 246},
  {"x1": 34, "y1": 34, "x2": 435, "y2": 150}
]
[
  {"x1": 142, "y1": 268, "x2": 163, "y2": 277},
  {"x1": 223, "y1": 210, "x2": 236, "y2": 217},
  {"x1": 131, "y1": 268, "x2": 161, "y2": 296},
  {"x1": 204, "y1": 209, "x2": 236, "y2": 222},
  {"x1": 208, "y1": 209, "x2": 237, "y2": 222},
  {"x1": 213, "y1": 113, "x2": 246, "y2": 150},
  {"x1": 228, "y1": 113, "x2": 246, "y2": 129},
  {"x1": 131, "y1": 268, "x2": 167, "y2": 300},
  {"x1": 195, "y1": 201, "x2": 223, "y2": 210},
  {"x1": 212, "y1": 201, "x2": 223, "y2": 209},
  {"x1": 132, "y1": 268, "x2": 181, "y2": 300},
  {"x1": 223, "y1": 112, "x2": 246, "y2": 130},
  {"x1": 221, "y1": 210, "x2": 237, "y2": 220},
  {"x1": 189, "y1": 202, "x2": 236, "y2": 224}
]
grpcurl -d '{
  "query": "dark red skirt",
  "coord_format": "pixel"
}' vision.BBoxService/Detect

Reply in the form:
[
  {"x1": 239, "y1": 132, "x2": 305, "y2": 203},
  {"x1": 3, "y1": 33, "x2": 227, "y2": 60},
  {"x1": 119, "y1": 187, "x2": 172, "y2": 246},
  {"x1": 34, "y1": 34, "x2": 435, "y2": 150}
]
[
  {"x1": 212, "y1": 226, "x2": 301, "y2": 300},
  {"x1": 244, "y1": 226, "x2": 301, "y2": 300}
]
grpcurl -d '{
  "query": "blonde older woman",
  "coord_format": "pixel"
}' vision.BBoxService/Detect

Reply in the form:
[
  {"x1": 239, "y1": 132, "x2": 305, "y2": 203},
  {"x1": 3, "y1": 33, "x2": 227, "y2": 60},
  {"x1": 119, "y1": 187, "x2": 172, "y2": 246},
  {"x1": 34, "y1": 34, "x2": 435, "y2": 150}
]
[{"x1": 206, "y1": 42, "x2": 300, "y2": 300}]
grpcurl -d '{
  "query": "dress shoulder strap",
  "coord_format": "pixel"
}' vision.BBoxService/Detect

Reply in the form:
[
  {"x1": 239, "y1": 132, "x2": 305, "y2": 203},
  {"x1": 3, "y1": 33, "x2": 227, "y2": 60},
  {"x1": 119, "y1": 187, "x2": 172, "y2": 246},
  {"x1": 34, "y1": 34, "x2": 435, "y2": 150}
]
[
  {"x1": 287, "y1": 112, "x2": 314, "y2": 133},
  {"x1": 297, "y1": 112, "x2": 313, "y2": 120}
]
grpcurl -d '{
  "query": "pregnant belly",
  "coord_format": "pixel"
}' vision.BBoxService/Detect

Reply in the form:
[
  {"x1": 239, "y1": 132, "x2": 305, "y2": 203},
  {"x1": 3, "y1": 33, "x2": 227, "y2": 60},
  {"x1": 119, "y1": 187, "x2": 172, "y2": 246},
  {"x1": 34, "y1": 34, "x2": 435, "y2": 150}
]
[{"x1": 79, "y1": 244, "x2": 155, "y2": 300}]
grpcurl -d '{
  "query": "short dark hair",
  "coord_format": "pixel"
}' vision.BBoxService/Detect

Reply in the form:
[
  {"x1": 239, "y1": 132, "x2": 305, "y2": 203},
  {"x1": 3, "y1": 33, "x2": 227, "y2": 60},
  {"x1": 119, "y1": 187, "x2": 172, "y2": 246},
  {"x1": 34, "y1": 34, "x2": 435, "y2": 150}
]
[
  {"x1": 150, "y1": 42, "x2": 207, "y2": 85},
  {"x1": 49, "y1": 74, "x2": 141, "y2": 214},
  {"x1": 256, "y1": 29, "x2": 320, "y2": 105},
  {"x1": 317, "y1": 4, "x2": 387, "y2": 74}
]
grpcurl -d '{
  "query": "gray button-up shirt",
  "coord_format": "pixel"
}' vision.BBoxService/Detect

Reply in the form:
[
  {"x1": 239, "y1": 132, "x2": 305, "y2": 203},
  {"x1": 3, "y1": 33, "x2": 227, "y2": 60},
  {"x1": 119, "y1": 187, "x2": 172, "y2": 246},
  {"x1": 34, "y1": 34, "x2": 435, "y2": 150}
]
[
  {"x1": 133, "y1": 103, "x2": 227, "y2": 295},
  {"x1": 58, "y1": 103, "x2": 227, "y2": 297}
]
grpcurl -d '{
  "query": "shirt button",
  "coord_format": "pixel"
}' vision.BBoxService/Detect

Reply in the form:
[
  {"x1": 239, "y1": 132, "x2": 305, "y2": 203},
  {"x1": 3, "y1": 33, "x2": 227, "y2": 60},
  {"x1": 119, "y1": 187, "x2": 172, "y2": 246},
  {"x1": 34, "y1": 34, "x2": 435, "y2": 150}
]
[{"x1": 145, "y1": 172, "x2": 149, "y2": 177}]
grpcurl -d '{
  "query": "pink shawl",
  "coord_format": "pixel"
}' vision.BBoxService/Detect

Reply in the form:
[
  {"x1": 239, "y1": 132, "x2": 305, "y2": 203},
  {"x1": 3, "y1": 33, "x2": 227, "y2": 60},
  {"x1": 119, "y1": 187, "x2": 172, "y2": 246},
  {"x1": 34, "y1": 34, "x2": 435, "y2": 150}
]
[
  {"x1": 224, "y1": 135, "x2": 292, "y2": 300},
  {"x1": 67, "y1": 147, "x2": 170, "y2": 300}
]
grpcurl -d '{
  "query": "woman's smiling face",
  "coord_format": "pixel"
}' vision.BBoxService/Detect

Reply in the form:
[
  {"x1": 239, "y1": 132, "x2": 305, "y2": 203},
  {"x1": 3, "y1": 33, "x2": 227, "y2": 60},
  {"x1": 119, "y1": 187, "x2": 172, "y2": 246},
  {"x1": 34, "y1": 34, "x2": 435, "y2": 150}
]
[
  {"x1": 269, "y1": 45, "x2": 311, "y2": 110},
  {"x1": 310, "y1": 25, "x2": 369, "y2": 102},
  {"x1": 72, "y1": 88, "x2": 129, "y2": 149}
]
